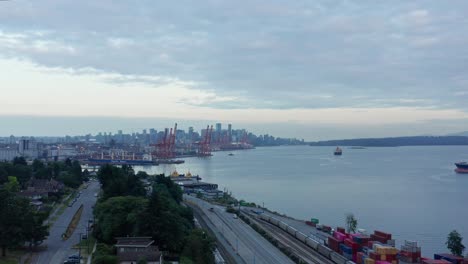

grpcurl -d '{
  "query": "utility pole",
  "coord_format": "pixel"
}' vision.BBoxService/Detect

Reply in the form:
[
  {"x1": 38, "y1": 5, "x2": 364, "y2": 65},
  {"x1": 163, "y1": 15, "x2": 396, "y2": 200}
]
[
  {"x1": 86, "y1": 222, "x2": 90, "y2": 254},
  {"x1": 78, "y1": 232, "x2": 82, "y2": 259}
]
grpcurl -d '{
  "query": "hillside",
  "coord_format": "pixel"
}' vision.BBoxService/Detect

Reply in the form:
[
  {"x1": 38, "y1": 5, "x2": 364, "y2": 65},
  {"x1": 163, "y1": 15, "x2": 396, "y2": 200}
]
[{"x1": 309, "y1": 136, "x2": 468, "y2": 147}]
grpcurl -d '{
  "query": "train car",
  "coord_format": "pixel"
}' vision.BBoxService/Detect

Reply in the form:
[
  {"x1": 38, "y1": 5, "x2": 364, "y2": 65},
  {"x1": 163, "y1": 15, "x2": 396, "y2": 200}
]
[
  {"x1": 287, "y1": 225, "x2": 298, "y2": 236},
  {"x1": 260, "y1": 214, "x2": 270, "y2": 222},
  {"x1": 305, "y1": 237, "x2": 320, "y2": 250},
  {"x1": 331, "y1": 252, "x2": 348, "y2": 264},
  {"x1": 318, "y1": 244, "x2": 332, "y2": 258},
  {"x1": 296, "y1": 231, "x2": 307, "y2": 243},
  {"x1": 270, "y1": 217, "x2": 280, "y2": 226},
  {"x1": 279, "y1": 221, "x2": 288, "y2": 231}
]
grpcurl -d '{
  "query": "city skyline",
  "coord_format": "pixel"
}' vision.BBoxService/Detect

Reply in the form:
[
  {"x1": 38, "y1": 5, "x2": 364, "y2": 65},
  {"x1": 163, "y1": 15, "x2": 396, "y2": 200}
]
[{"x1": 1, "y1": 1, "x2": 468, "y2": 140}]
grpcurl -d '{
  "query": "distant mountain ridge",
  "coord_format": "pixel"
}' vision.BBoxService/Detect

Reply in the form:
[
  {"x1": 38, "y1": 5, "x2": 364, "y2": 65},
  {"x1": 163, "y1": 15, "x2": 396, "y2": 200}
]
[
  {"x1": 309, "y1": 136, "x2": 468, "y2": 147},
  {"x1": 446, "y1": 131, "x2": 468, "y2": 137}
]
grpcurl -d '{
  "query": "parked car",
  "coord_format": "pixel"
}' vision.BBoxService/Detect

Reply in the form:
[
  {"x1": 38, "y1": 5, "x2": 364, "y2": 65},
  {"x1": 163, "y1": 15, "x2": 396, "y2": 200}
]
[
  {"x1": 68, "y1": 254, "x2": 81, "y2": 260},
  {"x1": 64, "y1": 260, "x2": 79, "y2": 264}
]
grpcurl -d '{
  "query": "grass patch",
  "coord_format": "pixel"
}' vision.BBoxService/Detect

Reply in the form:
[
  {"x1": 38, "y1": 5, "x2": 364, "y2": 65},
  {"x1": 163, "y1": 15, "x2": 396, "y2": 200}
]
[
  {"x1": 0, "y1": 249, "x2": 26, "y2": 264},
  {"x1": 63, "y1": 204, "x2": 84, "y2": 240}
]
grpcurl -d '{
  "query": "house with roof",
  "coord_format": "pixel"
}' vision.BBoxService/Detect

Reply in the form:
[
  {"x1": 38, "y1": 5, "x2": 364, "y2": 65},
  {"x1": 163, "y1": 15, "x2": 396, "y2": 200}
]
[{"x1": 115, "y1": 237, "x2": 162, "y2": 264}]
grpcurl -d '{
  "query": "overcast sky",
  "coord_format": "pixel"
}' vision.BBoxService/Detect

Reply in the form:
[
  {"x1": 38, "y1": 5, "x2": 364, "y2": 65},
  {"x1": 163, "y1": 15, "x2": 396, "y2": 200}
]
[{"x1": 1, "y1": 0, "x2": 468, "y2": 140}]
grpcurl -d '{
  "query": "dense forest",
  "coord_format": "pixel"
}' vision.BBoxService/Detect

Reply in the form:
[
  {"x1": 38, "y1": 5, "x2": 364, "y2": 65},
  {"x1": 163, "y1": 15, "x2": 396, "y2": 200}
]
[
  {"x1": 93, "y1": 165, "x2": 215, "y2": 264},
  {"x1": 309, "y1": 136, "x2": 468, "y2": 147}
]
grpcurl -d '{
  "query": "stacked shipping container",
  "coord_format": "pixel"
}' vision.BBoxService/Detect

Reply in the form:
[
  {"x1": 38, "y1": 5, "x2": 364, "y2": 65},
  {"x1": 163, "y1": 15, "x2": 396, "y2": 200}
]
[{"x1": 399, "y1": 240, "x2": 421, "y2": 264}]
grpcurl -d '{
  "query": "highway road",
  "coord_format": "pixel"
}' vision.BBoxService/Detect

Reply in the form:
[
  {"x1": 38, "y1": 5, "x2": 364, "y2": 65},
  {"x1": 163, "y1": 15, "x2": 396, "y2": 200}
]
[
  {"x1": 185, "y1": 195, "x2": 294, "y2": 264},
  {"x1": 34, "y1": 180, "x2": 100, "y2": 264}
]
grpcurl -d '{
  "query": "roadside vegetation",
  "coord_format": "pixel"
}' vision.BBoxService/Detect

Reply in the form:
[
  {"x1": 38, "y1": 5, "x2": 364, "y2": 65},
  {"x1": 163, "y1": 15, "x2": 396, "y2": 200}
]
[
  {"x1": 92, "y1": 164, "x2": 215, "y2": 264},
  {"x1": 0, "y1": 188, "x2": 48, "y2": 257},
  {"x1": 0, "y1": 157, "x2": 87, "y2": 260}
]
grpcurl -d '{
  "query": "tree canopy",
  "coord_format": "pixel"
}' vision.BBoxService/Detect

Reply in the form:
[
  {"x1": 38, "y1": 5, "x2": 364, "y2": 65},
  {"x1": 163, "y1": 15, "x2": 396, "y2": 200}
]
[
  {"x1": 0, "y1": 188, "x2": 49, "y2": 256},
  {"x1": 446, "y1": 230, "x2": 465, "y2": 256}
]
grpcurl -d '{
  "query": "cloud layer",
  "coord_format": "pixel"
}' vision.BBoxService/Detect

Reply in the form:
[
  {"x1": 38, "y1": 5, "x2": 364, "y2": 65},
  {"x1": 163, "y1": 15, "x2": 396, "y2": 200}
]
[
  {"x1": 1, "y1": 1, "x2": 468, "y2": 138},
  {"x1": 1, "y1": 1, "x2": 468, "y2": 110}
]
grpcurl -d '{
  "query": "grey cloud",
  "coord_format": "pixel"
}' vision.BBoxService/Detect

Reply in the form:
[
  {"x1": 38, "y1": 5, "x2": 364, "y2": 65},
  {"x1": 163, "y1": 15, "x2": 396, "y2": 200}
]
[{"x1": 1, "y1": 0, "x2": 468, "y2": 110}]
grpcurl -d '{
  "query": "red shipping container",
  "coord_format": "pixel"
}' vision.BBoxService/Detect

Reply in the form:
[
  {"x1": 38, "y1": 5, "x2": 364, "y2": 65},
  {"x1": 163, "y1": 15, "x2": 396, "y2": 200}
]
[
  {"x1": 374, "y1": 230, "x2": 392, "y2": 240},
  {"x1": 337, "y1": 227, "x2": 346, "y2": 234},
  {"x1": 305, "y1": 221, "x2": 316, "y2": 227},
  {"x1": 422, "y1": 260, "x2": 451, "y2": 264},
  {"x1": 345, "y1": 239, "x2": 360, "y2": 250},
  {"x1": 357, "y1": 252, "x2": 365, "y2": 264},
  {"x1": 371, "y1": 234, "x2": 388, "y2": 244},
  {"x1": 370, "y1": 252, "x2": 381, "y2": 260}
]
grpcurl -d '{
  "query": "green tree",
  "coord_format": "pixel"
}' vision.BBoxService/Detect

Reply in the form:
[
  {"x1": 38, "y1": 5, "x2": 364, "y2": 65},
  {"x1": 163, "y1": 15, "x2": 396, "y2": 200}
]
[
  {"x1": 137, "y1": 258, "x2": 148, "y2": 264},
  {"x1": 13, "y1": 157, "x2": 27, "y2": 166},
  {"x1": 446, "y1": 230, "x2": 465, "y2": 256},
  {"x1": 4, "y1": 176, "x2": 20, "y2": 192},
  {"x1": 0, "y1": 189, "x2": 36, "y2": 256},
  {"x1": 181, "y1": 229, "x2": 215, "y2": 264},
  {"x1": 97, "y1": 165, "x2": 146, "y2": 200},
  {"x1": 0, "y1": 166, "x2": 9, "y2": 184},
  {"x1": 345, "y1": 213, "x2": 358, "y2": 233},
  {"x1": 22, "y1": 210, "x2": 49, "y2": 249},
  {"x1": 143, "y1": 184, "x2": 192, "y2": 252},
  {"x1": 94, "y1": 196, "x2": 148, "y2": 243}
]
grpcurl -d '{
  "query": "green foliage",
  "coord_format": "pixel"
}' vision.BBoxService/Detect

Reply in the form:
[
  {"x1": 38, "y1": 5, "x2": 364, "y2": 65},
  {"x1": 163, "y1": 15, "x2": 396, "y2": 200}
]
[
  {"x1": 97, "y1": 165, "x2": 146, "y2": 200},
  {"x1": 0, "y1": 189, "x2": 48, "y2": 256},
  {"x1": 92, "y1": 255, "x2": 118, "y2": 264},
  {"x1": 0, "y1": 159, "x2": 83, "y2": 189},
  {"x1": 153, "y1": 174, "x2": 183, "y2": 203},
  {"x1": 142, "y1": 183, "x2": 193, "y2": 252},
  {"x1": 12, "y1": 157, "x2": 27, "y2": 166},
  {"x1": 137, "y1": 258, "x2": 148, "y2": 264},
  {"x1": 446, "y1": 230, "x2": 465, "y2": 256},
  {"x1": 94, "y1": 196, "x2": 148, "y2": 244},
  {"x1": 345, "y1": 213, "x2": 358, "y2": 233},
  {"x1": 4, "y1": 176, "x2": 19, "y2": 192},
  {"x1": 181, "y1": 229, "x2": 215, "y2": 264}
]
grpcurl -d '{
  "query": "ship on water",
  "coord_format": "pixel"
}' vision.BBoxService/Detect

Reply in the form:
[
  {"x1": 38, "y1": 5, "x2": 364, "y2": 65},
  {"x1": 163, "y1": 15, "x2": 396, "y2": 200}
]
[
  {"x1": 334, "y1": 147, "x2": 343, "y2": 156},
  {"x1": 454, "y1": 162, "x2": 468, "y2": 174},
  {"x1": 86, "y1": 158, "x2": 158, "y2": 166}
]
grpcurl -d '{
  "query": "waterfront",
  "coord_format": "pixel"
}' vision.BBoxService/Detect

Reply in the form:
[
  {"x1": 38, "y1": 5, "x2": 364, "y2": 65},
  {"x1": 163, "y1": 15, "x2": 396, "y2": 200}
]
[{"x1": 136, "y1": 145, "x2": 468, "y2": 256}]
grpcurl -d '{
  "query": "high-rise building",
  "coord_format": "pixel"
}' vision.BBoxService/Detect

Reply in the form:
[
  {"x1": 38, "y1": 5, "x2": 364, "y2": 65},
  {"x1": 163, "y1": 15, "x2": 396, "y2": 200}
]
[
  {"x1": 228, "y1": 124, "x2": 232, "y2": 141},
  {"x1": 216, "y1": 123, "x2": 222, "y2": 132}
]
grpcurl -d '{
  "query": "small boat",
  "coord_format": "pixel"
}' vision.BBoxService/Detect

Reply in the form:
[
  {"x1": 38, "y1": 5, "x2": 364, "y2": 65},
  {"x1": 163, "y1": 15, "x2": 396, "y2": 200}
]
[
  {"x1": 228, "y1": 153, "x2": 234, "y2": 156},
  {"x1": 334, "y1": 147, "x2": 343, "y2": 156},
  {"x1": 455, "y1": 162, "x2": 468, "y2": 174}
]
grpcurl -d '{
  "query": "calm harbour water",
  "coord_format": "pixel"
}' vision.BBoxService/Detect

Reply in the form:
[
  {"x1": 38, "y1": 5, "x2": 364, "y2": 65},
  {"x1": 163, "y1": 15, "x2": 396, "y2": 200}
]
[{"x1": 135, "y1": 145, "x2": 468, "y2": 256}]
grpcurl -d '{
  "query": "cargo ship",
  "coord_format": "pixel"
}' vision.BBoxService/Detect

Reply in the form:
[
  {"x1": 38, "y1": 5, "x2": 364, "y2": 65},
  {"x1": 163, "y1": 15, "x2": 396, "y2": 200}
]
[
  {"x1": 86, "y1": 158, "x2": 158, "y2": 166},
  {"x1": 156, "y1": 159, "x2": 185, "y2": 164},
  {"x1": 334, "y1": 147, "x2": 343, "y2": 156},
  {"x1": 454, "y1": 162, "x2": 468, "y2": 173}
]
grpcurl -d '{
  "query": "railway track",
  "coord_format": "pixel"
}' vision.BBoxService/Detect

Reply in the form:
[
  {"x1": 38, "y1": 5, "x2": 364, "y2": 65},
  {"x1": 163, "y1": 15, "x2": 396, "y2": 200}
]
[{"x1": 242, "y1": 210, "x2": 336, "y2": 264}]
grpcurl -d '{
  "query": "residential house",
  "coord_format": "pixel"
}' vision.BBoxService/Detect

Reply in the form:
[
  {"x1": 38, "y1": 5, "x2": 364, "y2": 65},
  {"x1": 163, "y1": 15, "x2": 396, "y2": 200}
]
[{"x1": 115, "y1": 237, "x2": 162, "y2": 264}]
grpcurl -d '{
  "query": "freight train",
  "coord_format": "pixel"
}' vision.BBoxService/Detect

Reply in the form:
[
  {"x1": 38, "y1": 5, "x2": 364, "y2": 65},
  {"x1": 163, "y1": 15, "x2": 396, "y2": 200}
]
[{"x1": 259, "y1": 213, "x2": 353, "y2": 264}]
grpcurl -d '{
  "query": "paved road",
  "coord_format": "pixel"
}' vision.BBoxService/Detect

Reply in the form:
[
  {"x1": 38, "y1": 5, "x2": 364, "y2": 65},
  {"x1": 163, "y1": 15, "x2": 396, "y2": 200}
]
[
  {"x1": 185, "y1": 195, "x2": 294, "y2": 264},
  {"x1": 34, "y1": 180, "x2": 100, "y2": 264}
]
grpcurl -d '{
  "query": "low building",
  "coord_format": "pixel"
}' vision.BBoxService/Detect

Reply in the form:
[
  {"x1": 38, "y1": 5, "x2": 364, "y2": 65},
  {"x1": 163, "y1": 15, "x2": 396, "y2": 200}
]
[
  {"x1": 115, "y1": 237, "x2": 162, "y2": 264},
  {"x1": 28, "y1": 179, "x2": 65, "y2": 196}
]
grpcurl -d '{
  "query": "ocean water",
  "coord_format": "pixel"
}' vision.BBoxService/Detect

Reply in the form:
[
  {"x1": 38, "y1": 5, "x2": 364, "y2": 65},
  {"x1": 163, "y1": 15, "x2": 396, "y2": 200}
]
[{"x1": 135, "y1": 145, "x2": 468, "y2": 256}]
